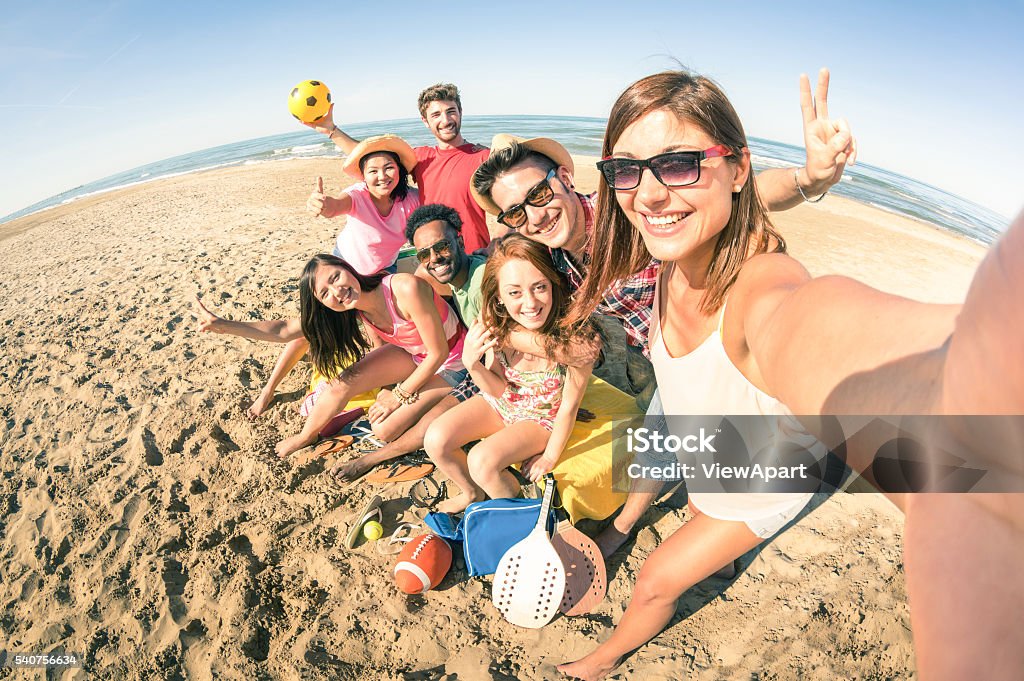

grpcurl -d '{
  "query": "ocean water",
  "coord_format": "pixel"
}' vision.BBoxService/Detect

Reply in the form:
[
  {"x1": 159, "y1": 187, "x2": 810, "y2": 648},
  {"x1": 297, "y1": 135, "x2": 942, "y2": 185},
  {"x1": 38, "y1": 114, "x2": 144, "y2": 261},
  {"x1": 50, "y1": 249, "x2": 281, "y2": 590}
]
[{"x1": 2, "y1": 115, "x2": 1009, "y2": 246}]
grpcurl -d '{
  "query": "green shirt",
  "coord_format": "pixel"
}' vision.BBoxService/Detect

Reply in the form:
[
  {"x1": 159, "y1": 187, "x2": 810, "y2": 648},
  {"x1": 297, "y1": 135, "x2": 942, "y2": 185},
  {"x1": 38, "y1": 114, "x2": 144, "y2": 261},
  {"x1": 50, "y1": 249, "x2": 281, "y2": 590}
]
[{"x1": 452, "y1": 254, "x2": 487, "y2": 326}]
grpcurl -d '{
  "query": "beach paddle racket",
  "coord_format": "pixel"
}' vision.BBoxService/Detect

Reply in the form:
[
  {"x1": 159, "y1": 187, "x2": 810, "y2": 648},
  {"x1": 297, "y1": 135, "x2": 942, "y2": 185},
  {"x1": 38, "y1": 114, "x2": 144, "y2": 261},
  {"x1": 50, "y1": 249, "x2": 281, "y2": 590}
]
[
  {"x1": 491, "y1": 474, "x2": 565, "y2": 628},
  {"x1": 551, "y1": 511, "x2": 607, "y2": 616}
]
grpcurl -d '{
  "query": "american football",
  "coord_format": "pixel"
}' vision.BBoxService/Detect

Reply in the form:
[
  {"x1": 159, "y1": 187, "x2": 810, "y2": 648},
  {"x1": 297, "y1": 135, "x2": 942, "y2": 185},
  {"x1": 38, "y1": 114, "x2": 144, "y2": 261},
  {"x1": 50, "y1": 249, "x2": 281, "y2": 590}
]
[{"x1": 393, "y1": 533, "x2": 452, "y2": 595}]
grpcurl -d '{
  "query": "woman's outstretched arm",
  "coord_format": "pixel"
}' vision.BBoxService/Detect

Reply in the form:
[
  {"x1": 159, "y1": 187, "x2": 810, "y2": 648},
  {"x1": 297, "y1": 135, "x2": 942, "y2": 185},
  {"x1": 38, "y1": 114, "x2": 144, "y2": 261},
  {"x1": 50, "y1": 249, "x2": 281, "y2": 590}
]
[
  {"x1": 906, "y1": 210, "x2": 1024, "y2": 681},
  {"x1": 731, "y1": 254, "x2": 959, "y2": 416},
  {"x1": 193, "y1": 295, "x2": 303, "y2": 343},
  {"x1": 734, "y1": 210, "x2": 1024, "y2": 679},
  {"x1": 389, "y1": 274, "x2": 450, "y2": 395}
]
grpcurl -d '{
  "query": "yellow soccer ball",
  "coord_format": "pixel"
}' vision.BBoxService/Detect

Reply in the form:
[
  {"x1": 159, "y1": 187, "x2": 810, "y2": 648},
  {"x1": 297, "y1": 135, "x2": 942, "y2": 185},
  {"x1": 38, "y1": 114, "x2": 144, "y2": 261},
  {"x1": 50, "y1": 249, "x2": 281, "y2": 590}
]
[
  {"x1": 288, "y1": 80, "x2": 332, "y2": 123},
  {"x1": 363, "y1": 520, "x2": 384, "y2": 542}
]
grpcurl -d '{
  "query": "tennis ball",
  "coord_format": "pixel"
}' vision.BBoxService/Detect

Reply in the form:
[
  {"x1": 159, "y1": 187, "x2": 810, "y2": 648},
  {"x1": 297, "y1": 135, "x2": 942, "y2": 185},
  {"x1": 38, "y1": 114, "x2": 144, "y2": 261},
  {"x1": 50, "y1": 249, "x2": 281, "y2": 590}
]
[{"x1": 363, "y1": 520, "x2": 384, "y2": 541}]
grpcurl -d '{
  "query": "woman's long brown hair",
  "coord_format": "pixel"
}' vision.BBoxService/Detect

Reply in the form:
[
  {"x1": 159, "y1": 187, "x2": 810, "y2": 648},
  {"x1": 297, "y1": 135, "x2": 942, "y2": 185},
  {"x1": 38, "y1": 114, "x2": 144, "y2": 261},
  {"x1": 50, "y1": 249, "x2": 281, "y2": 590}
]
[
  {"x1": 565, "y1": 70, "x2": 784, "y2": 328},
  {"x1": 298, "y1": 254, "x2": 385, "y2": 379}
]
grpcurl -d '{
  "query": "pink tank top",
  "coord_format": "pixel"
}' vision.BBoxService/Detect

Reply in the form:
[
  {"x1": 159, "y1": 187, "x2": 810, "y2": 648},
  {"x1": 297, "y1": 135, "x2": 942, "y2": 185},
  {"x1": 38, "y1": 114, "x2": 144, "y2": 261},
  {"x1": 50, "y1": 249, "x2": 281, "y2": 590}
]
[{"x1": 360, "y1": 275, "x2": 465, "y2": 372}]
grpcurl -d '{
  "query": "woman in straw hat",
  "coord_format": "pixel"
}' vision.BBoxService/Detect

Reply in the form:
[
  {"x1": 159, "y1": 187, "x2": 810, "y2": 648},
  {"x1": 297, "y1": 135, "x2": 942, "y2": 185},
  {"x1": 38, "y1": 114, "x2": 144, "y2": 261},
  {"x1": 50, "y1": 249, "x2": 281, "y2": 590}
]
[
  {"x1": 558, "y1": 68, "x2": 1024, "y2": 680},
  {"x1": 307, "y1": 133, "x2": 420, "y2": 277},
  {"x1": 216, "y1": 135, "x2": 422, "y2": 421}
]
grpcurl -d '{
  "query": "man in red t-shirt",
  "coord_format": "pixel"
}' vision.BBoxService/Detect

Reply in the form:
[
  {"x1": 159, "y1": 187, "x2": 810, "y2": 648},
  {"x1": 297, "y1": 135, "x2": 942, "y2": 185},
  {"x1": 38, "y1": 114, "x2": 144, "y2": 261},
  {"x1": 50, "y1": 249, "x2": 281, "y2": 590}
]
[{"x1": 305, "y1": 83, "x2": 497, "y2": 253}]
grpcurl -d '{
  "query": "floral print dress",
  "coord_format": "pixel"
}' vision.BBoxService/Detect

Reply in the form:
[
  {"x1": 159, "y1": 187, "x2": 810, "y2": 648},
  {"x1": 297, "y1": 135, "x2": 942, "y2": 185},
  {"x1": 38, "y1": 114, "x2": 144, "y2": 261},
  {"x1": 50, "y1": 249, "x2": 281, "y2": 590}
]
[{"x1": 481, "y1": 349, "x2": 566, "y2": 431}]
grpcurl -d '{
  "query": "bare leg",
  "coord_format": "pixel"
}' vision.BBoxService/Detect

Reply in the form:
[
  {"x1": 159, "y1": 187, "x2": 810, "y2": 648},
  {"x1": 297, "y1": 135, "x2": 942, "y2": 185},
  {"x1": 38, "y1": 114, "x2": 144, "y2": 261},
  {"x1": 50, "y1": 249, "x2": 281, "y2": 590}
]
[
  {"x1": 688, "y1": 500, "x2": 736, "y2": 578},
  {"x1": 331, "y1": 394, "x2": 459, "y2": 480},
  {"x1": 423, "y1": 396, "x2": 504, "y2": 513},
  {"x1": 275, "y1": 345, "x2": 415, "y2": 458},
  {"x1": 466, "y1": 421, "x2": 550, "y2": 500},
  {"x1": 558, "y1": 513, "x2": 762, "y2": 681},
  {"x1": 248, "y1": 337, "x2": 309, "y2": 420}
]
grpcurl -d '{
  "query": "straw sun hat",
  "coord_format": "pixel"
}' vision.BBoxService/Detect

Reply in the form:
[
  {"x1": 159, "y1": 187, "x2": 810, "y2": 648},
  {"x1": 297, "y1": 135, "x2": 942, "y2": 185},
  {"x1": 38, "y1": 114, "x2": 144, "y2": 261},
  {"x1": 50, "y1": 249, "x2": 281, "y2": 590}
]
[
  {"x1": 342, "y1": 134, "x2": 417, "y2": 180},
  {"x1": 471, "y1": 134, "x2": 575, "y2": 215}
]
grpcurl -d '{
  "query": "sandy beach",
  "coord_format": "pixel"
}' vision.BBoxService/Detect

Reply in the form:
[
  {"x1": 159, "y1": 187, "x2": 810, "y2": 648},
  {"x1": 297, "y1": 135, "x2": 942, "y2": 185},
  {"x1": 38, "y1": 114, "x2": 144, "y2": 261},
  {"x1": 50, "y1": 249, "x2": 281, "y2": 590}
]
[{"x1": 0, "y1": 156, "x2": 986, "y2": 679}]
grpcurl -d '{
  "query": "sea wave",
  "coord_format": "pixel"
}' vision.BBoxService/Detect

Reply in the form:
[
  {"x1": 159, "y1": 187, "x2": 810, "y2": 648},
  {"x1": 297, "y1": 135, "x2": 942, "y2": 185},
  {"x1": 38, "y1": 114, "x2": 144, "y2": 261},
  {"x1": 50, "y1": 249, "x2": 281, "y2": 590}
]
[
  {"x1": 273, "y1": 143, "x2": 328, "y2": 155},
  {"x1": 3, "y1": 115, "x2": 1008, "y2": 243},
  {"x1": 53, "y1": 160, "x2": 247, "y2": 208}
]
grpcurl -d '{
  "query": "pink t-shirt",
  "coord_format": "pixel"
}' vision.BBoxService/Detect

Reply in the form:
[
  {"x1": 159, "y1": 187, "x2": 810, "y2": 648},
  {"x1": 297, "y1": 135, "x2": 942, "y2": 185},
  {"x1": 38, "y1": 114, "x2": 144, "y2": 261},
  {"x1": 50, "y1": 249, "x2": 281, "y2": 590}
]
[
  {"x1": 414, "y1": 143, "x2": 491, "y2": 253},
  {"x1": 333, "y1": 184, "x2": 421, "y2": 275}
]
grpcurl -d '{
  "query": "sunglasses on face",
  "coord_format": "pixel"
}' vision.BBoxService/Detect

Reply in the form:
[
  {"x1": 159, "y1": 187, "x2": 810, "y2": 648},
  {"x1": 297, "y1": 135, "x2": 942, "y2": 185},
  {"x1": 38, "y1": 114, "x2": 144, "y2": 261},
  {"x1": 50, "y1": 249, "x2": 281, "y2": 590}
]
[
  {"x1": 415, "y1": 238, "x2": 453, "y2": 264},
  {"x1": 596, "y1": 145, "x2": 733, "y2": 191},
  {"x1": 496, "y1": 168, "x2": 558, "y2": 230}
]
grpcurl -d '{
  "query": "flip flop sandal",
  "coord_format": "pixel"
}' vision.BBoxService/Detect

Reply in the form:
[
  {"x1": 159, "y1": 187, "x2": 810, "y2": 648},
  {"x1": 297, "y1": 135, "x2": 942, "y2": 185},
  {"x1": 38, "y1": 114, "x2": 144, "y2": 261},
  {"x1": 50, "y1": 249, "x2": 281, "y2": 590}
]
[
  {"x1": 290, "y1": 435, "x2": 355, "y2": 468},
  {"x1": 364, "y1": 452, "x2": 435, "y2": 483},
  {"x1": 409, "y1": 474, "x2": 447, "y2": 509},
  {"x1": 354, "y1": 436, "x2": 386, "y2": 454},
  {"x1": 313, "y1": 435, "x2": 355, "y2": 458},
  {"x1": 343, "y1": 495, "x2": 383, "y2": 549},
  {"x1": 376, "y1": 522, "x2": 421, "y2": 556}
]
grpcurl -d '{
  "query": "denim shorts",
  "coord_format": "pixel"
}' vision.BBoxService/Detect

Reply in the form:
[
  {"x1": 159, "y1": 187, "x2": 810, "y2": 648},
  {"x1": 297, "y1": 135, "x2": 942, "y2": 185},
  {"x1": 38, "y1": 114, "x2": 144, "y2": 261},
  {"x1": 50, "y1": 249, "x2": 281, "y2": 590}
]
[{"x1": 437, "y1": 366, "x2": 469, "y2": 390}]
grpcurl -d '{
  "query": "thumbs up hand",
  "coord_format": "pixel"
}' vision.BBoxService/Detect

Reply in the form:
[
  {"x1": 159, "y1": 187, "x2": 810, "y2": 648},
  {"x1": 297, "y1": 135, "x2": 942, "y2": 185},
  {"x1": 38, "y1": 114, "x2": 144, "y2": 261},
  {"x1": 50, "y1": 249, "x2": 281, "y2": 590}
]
[{"x1": 307, "y1": 176, "x2": 328, "y2": 217}]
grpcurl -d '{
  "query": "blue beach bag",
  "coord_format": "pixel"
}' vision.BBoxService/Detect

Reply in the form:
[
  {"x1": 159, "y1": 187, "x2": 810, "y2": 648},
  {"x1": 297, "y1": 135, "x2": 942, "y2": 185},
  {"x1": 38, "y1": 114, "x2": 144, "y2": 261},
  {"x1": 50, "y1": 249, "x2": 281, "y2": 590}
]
[{"x1": 425, "y1": 497, "x2": 556, "y2": 577}]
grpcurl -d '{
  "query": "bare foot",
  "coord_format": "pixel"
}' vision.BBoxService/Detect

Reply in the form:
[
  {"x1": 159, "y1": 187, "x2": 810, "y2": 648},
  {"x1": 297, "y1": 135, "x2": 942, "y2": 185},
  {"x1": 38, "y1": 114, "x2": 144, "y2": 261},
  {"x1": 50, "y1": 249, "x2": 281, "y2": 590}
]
[
  {"x1": 437, "y1": 491, "x2": 483, "y2": 515},
  {"x1": 330, "y1": 455, "x2": 377, "y2": 481},
  {"x1": 276, "y1": 433, "x2": 314, "y2": 459},
  {"x1": 247, "y1": 390, "x2": 275, "y2": 420},
  {"x1": 557, "y1": 652, "x2": 621, "y2": 680},
  {"x1": 595, "y1": 524, "x2": 631, "y2": 560}
]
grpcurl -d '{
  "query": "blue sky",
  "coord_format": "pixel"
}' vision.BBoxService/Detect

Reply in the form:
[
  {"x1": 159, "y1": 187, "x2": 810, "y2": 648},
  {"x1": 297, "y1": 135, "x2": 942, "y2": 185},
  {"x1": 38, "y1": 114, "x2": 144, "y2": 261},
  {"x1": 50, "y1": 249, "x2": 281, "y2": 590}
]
[{"x1": 1, "y1": 0, "x2": 1022, "y2": 221}]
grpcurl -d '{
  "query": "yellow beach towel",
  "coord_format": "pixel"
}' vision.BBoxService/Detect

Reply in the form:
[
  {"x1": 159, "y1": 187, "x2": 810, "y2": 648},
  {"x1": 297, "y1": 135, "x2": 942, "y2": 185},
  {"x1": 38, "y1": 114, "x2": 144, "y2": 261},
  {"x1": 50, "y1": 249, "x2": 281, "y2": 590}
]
[
  {"x1": 551, "y1": 376, "x2": 638, "y2": 522},
  {"x1": 306, "y1": 367, "x2": 636, "y2": 523},
  {"x1": 301, "y1": 363, "x2": 378, "y2": 417}
]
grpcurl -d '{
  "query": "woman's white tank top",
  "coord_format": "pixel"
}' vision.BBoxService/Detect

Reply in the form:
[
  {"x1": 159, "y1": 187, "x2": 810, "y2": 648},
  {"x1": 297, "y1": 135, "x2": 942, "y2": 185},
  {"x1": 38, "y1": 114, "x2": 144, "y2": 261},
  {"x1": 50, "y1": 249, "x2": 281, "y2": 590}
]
[{"x1": 649, "y1": 264, "x2": 816, "y2": 522}]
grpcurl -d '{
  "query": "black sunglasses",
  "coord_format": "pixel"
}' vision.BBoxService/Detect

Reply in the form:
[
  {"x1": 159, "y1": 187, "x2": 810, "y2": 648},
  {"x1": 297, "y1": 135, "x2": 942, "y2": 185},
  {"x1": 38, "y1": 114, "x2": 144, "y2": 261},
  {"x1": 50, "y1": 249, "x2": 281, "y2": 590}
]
[
  {"x1": 415, "y1": 238, "x2": 453, "y2": 264},
  {"x1": 496, "y1": 168, "x2": 557, "y2": 230},
  {"x1": 597, "y1": 145, "x2": 732, "y2": 191}
]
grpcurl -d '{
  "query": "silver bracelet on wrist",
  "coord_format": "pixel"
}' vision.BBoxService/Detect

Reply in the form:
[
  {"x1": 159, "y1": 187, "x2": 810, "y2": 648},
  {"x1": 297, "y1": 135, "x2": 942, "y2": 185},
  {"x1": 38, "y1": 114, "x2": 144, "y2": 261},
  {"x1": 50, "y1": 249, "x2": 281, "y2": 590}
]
[{"x1": 794, "y1": 169, "x2": 827, "y2": 203}]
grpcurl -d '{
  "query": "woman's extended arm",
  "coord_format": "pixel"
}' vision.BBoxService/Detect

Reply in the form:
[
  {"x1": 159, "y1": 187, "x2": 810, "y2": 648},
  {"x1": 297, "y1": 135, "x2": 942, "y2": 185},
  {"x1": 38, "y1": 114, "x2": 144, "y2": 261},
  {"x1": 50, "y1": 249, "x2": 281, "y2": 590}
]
[
  {"x1": 726, "y1": 253, "x2": 960, "y2": 490},
  {"x1": 390, "y1": 274, "x2": 450, "y2": 396},
  {"x1": 307, "y1": 176, "x2": 354, "y2": 218},
  {"x1": 731, "y1": 254, "x2": 959, "y2": 416},
  {"x1": 462, "y1": 319, "x2": 507, "y2": 398},
  {"x1": 194, "y1": 295, "x2": 303, "y2": 343},
  {"x1": 906, "y1": 212, "x2": 1024, "y2": 680},
  {"x1": 524, "y1": 360, "x2": 594, "y2": 482}
]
